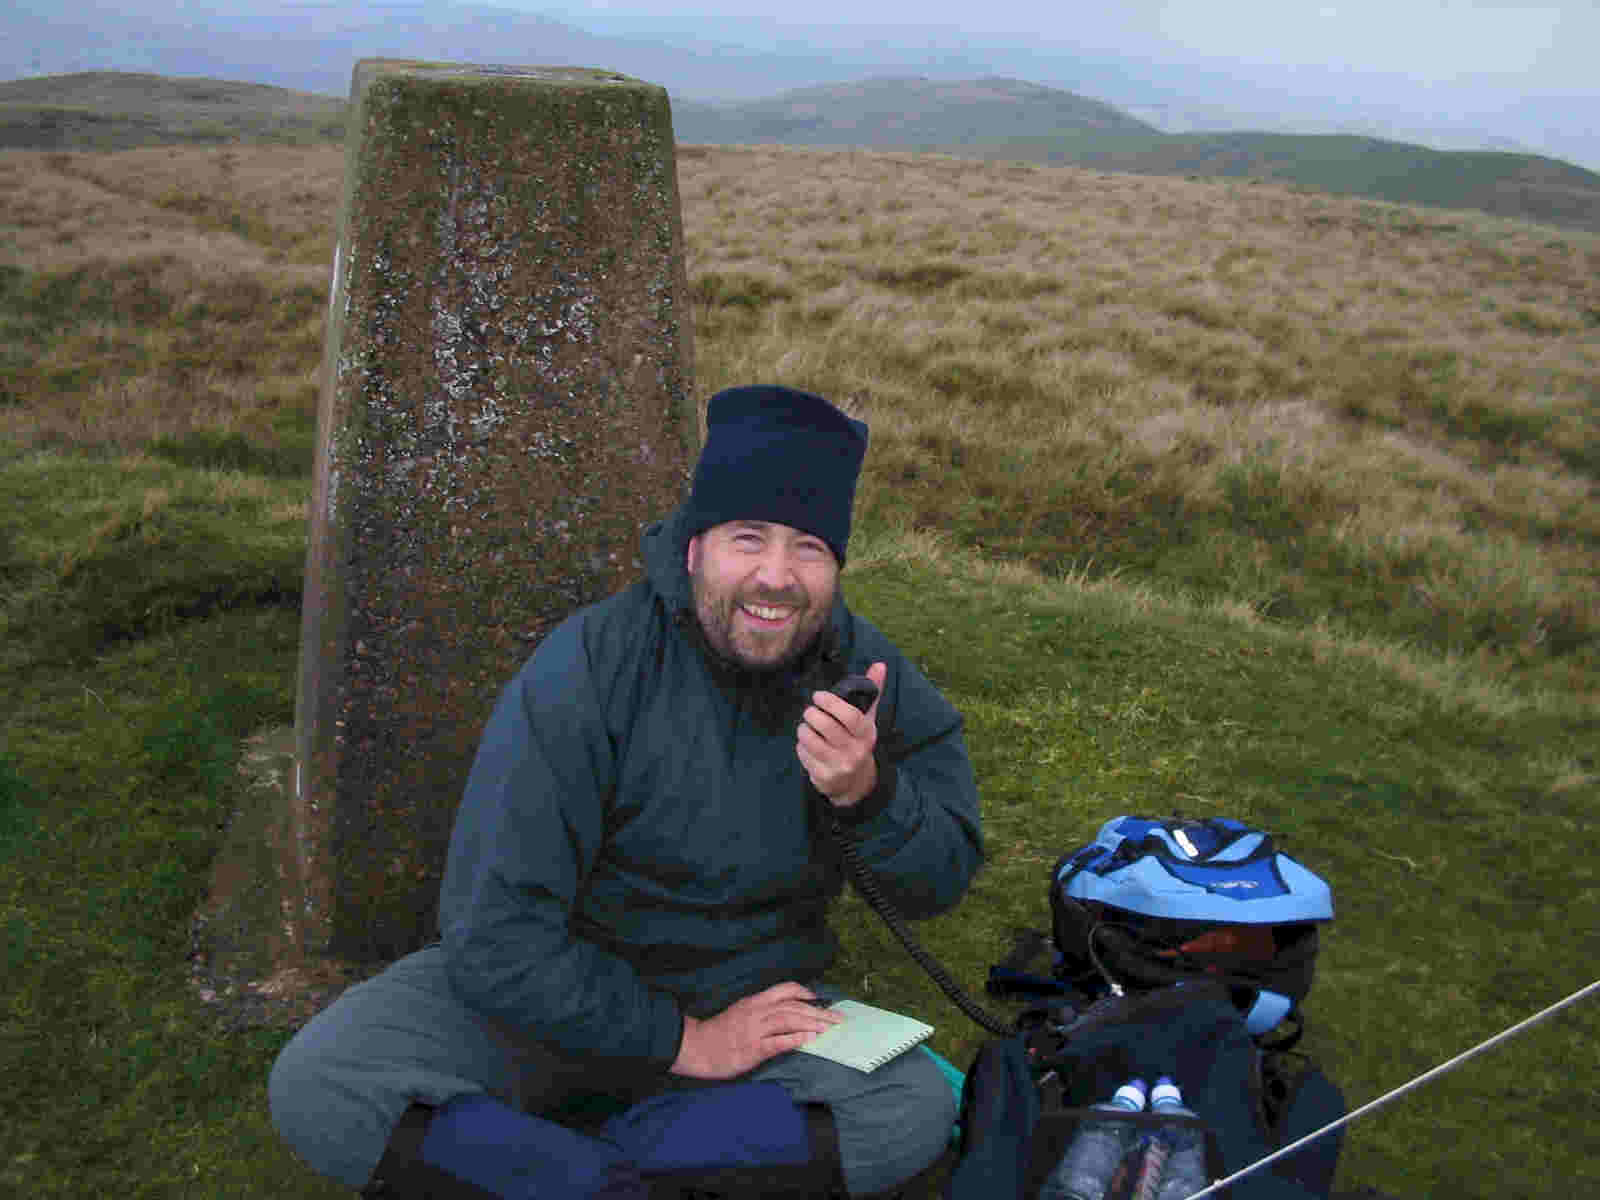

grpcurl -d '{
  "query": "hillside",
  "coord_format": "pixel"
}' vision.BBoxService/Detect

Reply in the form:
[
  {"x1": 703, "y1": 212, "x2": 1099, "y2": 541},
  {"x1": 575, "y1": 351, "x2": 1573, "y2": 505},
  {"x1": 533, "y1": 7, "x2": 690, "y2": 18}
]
[
  {"x1": 4, "y1": 70, "x2": 1600, "y2": 234},
  {"x1": 678, "y1": 83, "x2": 1600, "y2": 235},
  {"x1": 0, "y1": 72, "x2": 346, "y2": 150},
  {"x1": 1046, "y1": 131, "x2": 1600, "y2": 236},
  {"x1": 671, "y1": 75, "x2": 1157, "y2": 147}
]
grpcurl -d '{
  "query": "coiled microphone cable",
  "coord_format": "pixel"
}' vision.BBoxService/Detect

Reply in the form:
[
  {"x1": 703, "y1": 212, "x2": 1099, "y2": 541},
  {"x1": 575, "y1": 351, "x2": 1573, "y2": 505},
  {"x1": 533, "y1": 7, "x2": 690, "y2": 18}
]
[
  {"x1": 823, "y1": 675, "x2": 1014, "y2": 1037},
  {"x1": 826, "y1": 811, "x2": 1014, "y2": 1037}
]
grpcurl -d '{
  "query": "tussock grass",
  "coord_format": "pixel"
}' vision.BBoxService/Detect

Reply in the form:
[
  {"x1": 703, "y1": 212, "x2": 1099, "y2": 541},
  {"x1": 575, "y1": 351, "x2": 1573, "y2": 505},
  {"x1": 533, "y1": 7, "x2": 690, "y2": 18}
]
[
  {"x1": 1, "y1": 140, "x2": 1596, "y2": 1198},
  {"x1": 0, "y1": 255, "x2": 324, "y2": 451},
  {"x1": 677, "y1": 146, "x2": 1599, "y2": 695},
  {"x1": 0, "y1": 151, "x2": 328, "y2": 455},
  {"x1": 847, "y1": 523, "x2": 1577, "y2": 723}
]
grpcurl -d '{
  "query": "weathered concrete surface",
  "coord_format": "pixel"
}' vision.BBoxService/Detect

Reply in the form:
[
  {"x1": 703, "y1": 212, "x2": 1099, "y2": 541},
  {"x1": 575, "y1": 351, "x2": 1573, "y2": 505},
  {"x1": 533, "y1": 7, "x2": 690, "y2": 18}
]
[
  {"x1": 191, "y1": 727, "x2": 384, "y2": 1029},
  {"x1": 195, "y1": 59, "x2": 695, "y2": 1013}
]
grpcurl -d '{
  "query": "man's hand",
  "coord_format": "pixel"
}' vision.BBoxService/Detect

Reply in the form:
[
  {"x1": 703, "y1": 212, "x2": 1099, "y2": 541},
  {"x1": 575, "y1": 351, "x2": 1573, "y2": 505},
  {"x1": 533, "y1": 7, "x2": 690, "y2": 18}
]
[
  {"x1": 671, "y1": 982, "x2": 844, "y2": 1080},
  {"x1": 797, "y1": 661, "x2": 887, "y2": 808}
]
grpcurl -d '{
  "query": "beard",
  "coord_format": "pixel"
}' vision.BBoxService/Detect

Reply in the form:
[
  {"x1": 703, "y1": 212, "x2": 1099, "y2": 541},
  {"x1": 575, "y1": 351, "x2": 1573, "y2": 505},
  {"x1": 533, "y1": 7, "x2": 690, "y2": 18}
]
[{"x1": 688, "y1": 566, "x2": 834, "y2": 675}]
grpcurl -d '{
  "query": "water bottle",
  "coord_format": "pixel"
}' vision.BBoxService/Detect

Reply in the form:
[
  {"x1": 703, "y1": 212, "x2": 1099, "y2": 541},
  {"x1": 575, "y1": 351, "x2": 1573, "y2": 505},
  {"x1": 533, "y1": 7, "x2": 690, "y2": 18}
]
[
  {"x1": 1039, "y1": 1078, "x2": 1147, "y2": 1200},
  {"x1": 1130, "y1": 1132, "x2": 1169, "y2": 1200},
  {"x1": 1150, "y1": 1077, "x2": 1208, "y2": 1200}
]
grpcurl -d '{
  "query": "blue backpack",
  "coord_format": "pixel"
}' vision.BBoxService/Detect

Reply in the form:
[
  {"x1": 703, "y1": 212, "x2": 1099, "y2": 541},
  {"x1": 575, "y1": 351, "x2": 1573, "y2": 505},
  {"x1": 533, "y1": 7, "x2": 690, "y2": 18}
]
[{"x1": 1051, "y1": 815, "x2": 1334, "y2": 1036}]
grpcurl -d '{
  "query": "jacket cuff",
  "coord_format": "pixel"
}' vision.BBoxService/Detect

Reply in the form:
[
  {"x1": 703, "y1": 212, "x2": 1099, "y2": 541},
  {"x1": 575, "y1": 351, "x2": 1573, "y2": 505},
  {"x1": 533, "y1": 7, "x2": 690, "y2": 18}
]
[
  {"x1": 653, "y1": 996, "x2": 688, "y2": 1074},
  {"x1": 832, "y1": 751, "x2": 897, "y2": 827}
]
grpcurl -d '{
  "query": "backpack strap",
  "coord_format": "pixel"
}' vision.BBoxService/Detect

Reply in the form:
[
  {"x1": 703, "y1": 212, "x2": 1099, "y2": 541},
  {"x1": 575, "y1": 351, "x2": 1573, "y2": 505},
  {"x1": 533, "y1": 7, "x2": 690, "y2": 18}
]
[
  {"x1": 986, "y1": 927, "x2": 1075, "y2": 999},
  {"x1": 1246, "y1": 989, "x2": 1295, "y2": 1036},
  {"x1": 942, "y1": 1035, "x2": 1039, "y2": 1200}
]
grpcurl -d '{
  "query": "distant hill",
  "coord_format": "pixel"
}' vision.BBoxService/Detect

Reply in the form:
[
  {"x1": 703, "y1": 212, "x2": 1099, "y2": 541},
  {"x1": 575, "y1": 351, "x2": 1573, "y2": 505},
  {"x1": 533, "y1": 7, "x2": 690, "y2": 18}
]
[
  {"x1": 671, "y1": 76, "x2": 1157, "y2": 148},
  {"x1": 1027, "y1": 130, "x2": 1600, "y2": 235},
  {"x1": 6, "y1": 71, "x2": 1599, "y2": 234},
  {"x1": 676, "y1": 80, "x2": 1600, "y2": 234},
  {"x1": 0, "y1": 72, "x2": 345, "y2": 150}
]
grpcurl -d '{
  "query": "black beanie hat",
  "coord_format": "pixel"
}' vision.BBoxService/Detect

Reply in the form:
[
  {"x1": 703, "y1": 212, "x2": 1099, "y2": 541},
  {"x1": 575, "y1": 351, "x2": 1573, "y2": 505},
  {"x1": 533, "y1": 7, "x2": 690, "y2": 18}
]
[{"x1": 685, "y1": 385, "x2": 869, "y2": 564}]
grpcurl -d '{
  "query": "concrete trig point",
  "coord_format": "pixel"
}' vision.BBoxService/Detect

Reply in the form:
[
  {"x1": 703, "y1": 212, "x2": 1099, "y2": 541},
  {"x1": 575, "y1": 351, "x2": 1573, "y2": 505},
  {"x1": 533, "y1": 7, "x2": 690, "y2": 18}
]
[{"x1": 193, "y1": 59, "x2": 696, "y2": 1025}]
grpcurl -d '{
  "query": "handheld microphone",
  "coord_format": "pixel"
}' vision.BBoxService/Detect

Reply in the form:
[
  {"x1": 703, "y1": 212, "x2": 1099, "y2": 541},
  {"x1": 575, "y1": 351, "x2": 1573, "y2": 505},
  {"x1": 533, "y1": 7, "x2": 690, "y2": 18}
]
[{"x1": 830, "y1": 674, "x2": 879, "y2": 713}]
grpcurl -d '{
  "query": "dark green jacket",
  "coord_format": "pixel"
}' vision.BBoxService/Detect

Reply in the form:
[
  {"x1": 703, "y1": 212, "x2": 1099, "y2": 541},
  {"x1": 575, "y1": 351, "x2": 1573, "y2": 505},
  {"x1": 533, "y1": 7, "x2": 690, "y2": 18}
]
[{"x1": 438, "y1": 505, "x2": 983, "y2": 1072}]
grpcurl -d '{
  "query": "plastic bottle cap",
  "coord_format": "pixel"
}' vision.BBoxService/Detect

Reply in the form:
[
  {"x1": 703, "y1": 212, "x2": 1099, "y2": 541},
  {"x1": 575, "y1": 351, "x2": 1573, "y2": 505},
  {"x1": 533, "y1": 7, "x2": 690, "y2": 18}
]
[
  {"x1": 1151, "y1": 1080, "x2": 1183, "y2": 1108},
  {"x1": 1112, "y1": 1079, "x2": 1148, "y2": 1110}
]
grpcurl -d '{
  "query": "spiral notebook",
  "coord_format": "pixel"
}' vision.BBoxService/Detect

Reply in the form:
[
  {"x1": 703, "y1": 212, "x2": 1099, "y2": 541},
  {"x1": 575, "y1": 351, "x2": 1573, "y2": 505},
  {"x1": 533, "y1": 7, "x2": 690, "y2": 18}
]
[{"x1": 795, "y1": 999, "x2": 935, "y2": 1073}]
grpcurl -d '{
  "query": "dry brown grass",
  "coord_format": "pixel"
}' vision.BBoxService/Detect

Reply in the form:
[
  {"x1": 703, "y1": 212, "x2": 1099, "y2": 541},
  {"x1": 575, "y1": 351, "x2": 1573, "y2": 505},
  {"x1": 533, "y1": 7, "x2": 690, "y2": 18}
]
[
  {"x1": 0, "y1": 148, "x2": 333, "y2": 447},
  {"x1": 673, "y1": 145, "x2": 1598, "y2": 686},
  {"x1": 0, "y1": 147, "x2": 338, "y2": 272},
  {"x1": 3, "y1": 139, "x2": 1596, "y2": 692}
]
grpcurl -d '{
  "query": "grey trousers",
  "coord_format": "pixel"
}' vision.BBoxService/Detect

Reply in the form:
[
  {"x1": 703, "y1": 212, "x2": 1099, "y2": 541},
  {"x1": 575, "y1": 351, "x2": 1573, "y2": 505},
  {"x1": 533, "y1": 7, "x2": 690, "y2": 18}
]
[{"x1": 268, "y1": 945, "x2": 955, "y2": 1196}]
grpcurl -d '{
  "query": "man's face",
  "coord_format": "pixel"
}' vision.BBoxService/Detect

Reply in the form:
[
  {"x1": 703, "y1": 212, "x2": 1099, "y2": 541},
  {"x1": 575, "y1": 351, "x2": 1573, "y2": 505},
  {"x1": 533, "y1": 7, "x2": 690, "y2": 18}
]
[{"x1": 686, "y1": 520, "x2": 840, "y2": 672}]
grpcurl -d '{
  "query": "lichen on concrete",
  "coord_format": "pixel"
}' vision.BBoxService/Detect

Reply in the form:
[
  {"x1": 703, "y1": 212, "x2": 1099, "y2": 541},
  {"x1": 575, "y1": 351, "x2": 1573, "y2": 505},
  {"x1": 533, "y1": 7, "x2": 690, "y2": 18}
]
[{"x1": 217, "y1": 58, "x2": 699, "y2": 989}]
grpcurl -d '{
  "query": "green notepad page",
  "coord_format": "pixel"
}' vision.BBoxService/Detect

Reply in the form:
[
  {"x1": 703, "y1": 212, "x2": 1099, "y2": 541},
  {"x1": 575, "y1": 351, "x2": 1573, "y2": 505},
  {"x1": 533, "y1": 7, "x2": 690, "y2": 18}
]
[{"x1": 795, "y1": 1000, "x2": 935, "y2": 1073}]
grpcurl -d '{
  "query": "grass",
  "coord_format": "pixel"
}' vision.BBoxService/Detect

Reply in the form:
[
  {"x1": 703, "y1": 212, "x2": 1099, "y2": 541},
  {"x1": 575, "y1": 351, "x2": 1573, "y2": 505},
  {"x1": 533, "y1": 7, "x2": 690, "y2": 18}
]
[
  {"x1": 829, "y1": 534, "x2": 1598, "y2": 1197},
  {"x1": 1, "y1": 138, "x2": 1597, "y2": 1197},
  {"x1": 679, "y1": 146, "x2": 1600, "y2": 698}
]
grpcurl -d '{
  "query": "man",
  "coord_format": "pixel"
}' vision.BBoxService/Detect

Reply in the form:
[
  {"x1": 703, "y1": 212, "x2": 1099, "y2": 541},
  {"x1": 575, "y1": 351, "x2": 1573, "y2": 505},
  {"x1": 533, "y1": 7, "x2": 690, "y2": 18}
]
[{"x1": 270, "y1": 385, "x2": 984, "y2": 1198}]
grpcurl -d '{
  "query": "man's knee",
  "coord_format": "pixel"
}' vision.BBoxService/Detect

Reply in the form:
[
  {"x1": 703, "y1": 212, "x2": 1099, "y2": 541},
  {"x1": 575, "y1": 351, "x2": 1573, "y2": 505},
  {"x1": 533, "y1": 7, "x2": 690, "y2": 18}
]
[
  {"x1": 889, "y1": 1053, "x2": 958, "y2": 1173},
  {"x1": 269, "y1": 1024, "x2": 393, "y2": 1189},
  {"x1": 836, "y1": 1050, "x2": 957, "y2": 1194}
]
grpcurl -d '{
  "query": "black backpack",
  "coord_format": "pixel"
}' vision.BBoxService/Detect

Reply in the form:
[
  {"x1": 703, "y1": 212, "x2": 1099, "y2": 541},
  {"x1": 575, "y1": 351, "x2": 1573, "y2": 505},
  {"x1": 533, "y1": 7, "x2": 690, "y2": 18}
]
[
  {"x1": 945, "y1": 982, "x2": 1346, "y2": 1200},
  {"x1": 946, "y1": 816, "x2": 1345, "y2": 1200}
]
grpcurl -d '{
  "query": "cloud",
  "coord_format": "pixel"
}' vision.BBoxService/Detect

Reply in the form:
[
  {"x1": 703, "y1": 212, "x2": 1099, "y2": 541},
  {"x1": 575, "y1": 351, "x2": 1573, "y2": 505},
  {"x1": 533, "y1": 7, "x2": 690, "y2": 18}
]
[{"x1": 1151, "y1": 1, "x2": 1578, "y2": 86}]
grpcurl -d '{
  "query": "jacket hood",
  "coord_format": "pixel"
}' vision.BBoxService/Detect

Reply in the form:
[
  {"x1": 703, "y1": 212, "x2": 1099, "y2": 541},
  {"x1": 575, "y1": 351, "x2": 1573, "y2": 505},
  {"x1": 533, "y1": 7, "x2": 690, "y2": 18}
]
[{"x1": 641, "y1": 502, "x2": 699, "y2": 616}]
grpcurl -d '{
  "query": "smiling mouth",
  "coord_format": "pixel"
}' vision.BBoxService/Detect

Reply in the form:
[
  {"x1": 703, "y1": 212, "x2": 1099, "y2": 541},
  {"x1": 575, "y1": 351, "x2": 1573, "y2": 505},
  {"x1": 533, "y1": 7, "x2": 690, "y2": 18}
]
[{"x1": 740, "y1": 602, "x2": 796, "y2": 625}]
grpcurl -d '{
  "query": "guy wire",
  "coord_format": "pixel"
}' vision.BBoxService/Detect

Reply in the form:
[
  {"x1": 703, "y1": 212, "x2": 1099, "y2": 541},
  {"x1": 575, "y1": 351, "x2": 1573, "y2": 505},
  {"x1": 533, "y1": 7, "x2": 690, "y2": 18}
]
[{"x1": 1179, "y1": 978, "x2": 1600, "y2": 1200}]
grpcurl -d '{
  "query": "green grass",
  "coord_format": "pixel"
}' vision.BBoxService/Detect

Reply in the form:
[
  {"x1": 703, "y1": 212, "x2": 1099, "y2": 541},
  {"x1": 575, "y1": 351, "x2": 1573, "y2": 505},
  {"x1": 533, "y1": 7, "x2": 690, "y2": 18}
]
[
  {"x1": 0, "y1": 448, "x2": 307, "y2": 671},
  {"x1": 0, "y1": 604, "x2": 327, "y2": 1197},
  {"x1": 1, "y1": 458, "x2": 1594, "y2": 1194},
  {"x1": 833, "y1": 541, "x2": 1599, "y2": 1197}
]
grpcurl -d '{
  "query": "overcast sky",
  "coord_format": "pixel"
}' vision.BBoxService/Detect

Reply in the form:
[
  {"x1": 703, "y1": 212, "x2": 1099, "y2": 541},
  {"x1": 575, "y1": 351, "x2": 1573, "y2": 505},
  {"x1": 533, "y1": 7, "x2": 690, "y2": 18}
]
[
  {"x1": 518, "y1": 0, "x2": 1600, "y2": 166},
  {"x1": 541, "y1": 0, "x2": 1596, "y2": 93},
  {"x1": 9, "y1": 0, "x2": 1598, "y2": 166}
]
